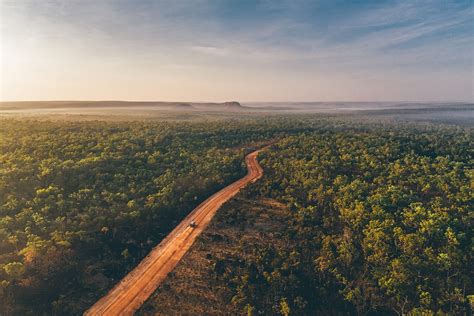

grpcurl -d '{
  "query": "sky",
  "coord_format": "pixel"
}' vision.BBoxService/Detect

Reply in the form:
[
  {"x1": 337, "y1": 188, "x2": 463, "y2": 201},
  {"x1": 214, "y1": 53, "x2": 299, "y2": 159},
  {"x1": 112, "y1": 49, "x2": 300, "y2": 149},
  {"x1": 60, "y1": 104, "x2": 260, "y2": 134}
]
[{"x1": 1, "y1": 0, "x2": 473, "y2": 102}]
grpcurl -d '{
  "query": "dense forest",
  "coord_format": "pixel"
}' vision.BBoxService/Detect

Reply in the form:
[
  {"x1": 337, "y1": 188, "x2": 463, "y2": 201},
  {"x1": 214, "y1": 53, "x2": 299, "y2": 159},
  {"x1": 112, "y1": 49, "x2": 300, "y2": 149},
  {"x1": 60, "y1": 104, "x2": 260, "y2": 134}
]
[
  {"x1": 219, "y1": 124, "x2": 473, "y2": 315},
  {"x1": 0, "y1": 116, "x2": 472, "y2": 315},
  {"x1": 0, "y1": 117, "x2": 310, "y2": 315}
]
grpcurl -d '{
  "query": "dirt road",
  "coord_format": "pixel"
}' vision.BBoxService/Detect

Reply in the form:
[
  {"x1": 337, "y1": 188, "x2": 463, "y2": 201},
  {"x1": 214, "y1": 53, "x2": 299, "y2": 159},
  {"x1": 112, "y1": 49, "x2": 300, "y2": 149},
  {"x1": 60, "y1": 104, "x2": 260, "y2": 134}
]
[{"x1": 85, "y1": 149, "x2": 265, "y2": 316}]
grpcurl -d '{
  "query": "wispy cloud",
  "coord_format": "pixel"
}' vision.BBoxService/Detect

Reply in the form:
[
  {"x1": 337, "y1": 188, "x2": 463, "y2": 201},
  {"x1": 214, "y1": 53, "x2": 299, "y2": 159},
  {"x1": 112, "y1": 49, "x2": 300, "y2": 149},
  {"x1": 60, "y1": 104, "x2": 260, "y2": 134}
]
[
  {"x1": 1, "y1": 0, "x2": 472, "y2": 101},
  {"x1": 190, "y1": 45, "x2": 229, "y2": 56}
]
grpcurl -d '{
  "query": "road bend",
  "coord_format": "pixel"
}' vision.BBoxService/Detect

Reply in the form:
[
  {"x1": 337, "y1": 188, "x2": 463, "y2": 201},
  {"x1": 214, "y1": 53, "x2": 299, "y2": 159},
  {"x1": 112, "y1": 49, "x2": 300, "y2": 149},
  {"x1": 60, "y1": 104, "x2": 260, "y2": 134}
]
[{"x1": 85, "y1": 148, "x2": 265, "y2": 316}]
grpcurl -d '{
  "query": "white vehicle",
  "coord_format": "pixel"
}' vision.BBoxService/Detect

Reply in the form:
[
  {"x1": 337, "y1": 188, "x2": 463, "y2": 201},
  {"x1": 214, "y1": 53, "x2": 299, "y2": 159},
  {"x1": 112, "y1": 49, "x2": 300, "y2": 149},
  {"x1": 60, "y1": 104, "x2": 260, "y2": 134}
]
[{"x1": 189, "y1": 220, "x2": 197, "y2": 228}]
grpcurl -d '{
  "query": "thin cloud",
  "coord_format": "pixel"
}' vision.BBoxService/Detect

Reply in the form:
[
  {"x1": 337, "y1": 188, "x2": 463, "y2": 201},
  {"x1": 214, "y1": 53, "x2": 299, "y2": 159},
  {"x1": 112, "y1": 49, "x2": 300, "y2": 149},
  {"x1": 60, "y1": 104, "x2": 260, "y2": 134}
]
[
  {"x1": 190, "y1": 45, "x2": 229, "y2": 56},
  {"x1": 1, "y1": 0, "x2": 472, "y2": 101}
]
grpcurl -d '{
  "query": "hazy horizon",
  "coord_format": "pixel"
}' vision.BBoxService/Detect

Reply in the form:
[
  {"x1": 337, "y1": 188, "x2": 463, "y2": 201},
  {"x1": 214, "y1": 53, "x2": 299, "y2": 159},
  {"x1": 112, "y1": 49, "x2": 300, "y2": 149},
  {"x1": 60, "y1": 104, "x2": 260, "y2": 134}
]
[
  {"x1": 1, "y1": 99, "x2": 473, "y2": 104},
  {"x1": 1, "y1": 0, "x2": 473, "y2": 102}
]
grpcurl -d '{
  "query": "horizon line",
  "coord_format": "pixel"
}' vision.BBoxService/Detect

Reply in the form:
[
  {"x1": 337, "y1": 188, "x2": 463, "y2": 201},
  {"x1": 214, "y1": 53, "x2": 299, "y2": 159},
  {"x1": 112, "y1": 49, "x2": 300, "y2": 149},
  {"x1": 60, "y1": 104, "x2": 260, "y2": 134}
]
[{"x1": 1, "y1": 99, "x2": 473, "y2": 104}]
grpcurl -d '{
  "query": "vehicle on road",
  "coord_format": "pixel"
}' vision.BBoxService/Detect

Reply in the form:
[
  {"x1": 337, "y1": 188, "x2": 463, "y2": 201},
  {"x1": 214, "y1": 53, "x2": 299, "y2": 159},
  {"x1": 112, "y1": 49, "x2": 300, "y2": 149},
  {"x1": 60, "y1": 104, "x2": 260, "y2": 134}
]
[{"x1": 189, "y1": 220, "x2": 197, "y2": 228}]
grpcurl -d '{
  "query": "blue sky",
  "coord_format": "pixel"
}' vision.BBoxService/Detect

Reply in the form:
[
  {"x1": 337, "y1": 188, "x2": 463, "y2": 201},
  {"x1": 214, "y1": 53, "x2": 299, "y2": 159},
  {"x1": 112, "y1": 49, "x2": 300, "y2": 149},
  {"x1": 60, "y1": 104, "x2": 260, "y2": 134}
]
[{"x1": 1, "y1": 0, "x2": 473, "y2": 101}]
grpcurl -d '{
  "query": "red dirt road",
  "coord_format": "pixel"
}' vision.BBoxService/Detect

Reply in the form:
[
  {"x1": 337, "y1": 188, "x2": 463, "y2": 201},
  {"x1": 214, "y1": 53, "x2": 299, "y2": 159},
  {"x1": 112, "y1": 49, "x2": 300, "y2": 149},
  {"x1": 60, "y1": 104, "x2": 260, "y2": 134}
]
[{"x1": 85, "y1": 149, "x2": 265, "y2": 316}]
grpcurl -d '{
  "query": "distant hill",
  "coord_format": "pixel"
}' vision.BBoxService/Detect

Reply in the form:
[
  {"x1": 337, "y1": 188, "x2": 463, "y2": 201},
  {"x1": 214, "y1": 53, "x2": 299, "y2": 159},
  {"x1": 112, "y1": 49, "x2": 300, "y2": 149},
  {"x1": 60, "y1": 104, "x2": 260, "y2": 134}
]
[
  {"x1": 0, "y1": 101, "x2": 251, "y2": 111},
  {"x1": 2, "y1": 102, "x2": 471, "y2": 123}
]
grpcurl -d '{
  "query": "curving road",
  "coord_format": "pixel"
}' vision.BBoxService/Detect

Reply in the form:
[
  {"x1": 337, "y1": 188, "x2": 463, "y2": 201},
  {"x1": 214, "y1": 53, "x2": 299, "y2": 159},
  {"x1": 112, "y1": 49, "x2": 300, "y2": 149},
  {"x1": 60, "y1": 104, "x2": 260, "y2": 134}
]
[{"x1": 85, "y1": 149, "x2": 265, "y2": 316}]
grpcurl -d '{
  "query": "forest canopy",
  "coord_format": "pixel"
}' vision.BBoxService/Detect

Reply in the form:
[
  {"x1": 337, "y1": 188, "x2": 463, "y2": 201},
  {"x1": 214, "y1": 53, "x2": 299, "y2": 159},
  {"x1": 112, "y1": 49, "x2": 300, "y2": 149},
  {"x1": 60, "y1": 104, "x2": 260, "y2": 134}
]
[
  {"x1": 223, "y1": 123, "x2": 473, "y2": 315},
  {"x1": 0, "y1": 115, "x2": 472, "y2": 315}
]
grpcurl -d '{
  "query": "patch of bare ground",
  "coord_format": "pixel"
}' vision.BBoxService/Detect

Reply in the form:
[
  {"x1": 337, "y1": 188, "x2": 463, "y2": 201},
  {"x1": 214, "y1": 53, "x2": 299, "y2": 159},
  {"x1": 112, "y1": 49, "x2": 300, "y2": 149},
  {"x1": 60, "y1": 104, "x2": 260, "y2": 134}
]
[{"x1": 137, "y1": 196, "x2": 289, "y2": 315}]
